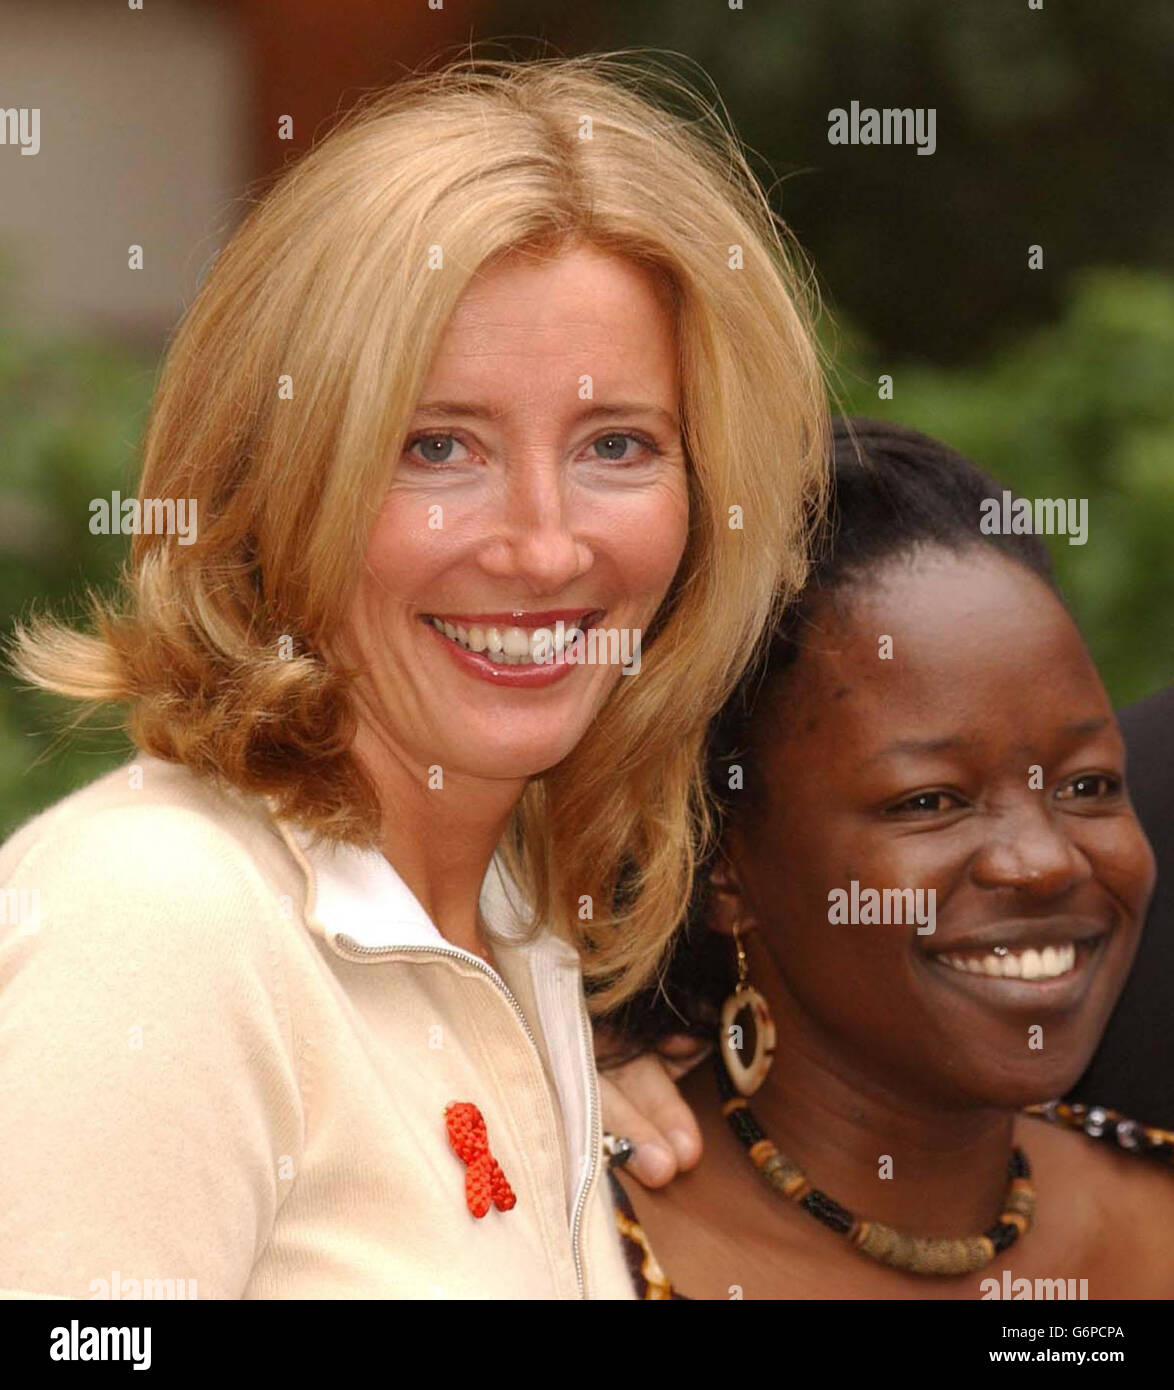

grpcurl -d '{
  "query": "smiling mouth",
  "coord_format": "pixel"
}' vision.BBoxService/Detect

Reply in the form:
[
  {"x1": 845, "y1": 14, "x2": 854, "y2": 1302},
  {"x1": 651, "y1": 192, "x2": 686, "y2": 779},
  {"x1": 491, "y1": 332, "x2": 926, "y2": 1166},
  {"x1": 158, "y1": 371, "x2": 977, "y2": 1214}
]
[
  {"x1": 931, "y1": 940, "x2": 1102, "y2": 982},
  {"x1": 421, "y1": 610, "x2": 605, "y2": 666},
  {"x1": 922, "y1": 925, "x2": 1110, "y2": 994}
]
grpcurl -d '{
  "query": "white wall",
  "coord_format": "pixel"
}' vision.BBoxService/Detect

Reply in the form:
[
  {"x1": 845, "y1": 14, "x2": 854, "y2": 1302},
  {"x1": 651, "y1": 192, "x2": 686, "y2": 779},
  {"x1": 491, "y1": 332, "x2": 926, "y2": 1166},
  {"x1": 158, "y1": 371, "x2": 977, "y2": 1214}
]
[{"x1": 0, "y1": 0, "x2": 247, "y2": 343}]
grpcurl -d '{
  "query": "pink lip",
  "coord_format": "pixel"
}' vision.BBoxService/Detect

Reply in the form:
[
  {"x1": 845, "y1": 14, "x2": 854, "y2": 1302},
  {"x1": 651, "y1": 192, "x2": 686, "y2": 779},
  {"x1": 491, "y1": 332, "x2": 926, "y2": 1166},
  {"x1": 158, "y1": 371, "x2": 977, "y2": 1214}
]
[{"x1": 421, "y1": 619, "x2": 586, "y2": 689}]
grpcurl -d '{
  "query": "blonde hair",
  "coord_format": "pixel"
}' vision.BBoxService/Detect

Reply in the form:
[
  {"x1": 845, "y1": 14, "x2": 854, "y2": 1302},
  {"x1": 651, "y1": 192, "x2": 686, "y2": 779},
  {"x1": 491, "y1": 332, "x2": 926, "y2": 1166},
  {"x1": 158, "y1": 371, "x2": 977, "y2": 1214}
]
[{"x1": 10, "y1": 52, "x2": 828, "y2": 1010}]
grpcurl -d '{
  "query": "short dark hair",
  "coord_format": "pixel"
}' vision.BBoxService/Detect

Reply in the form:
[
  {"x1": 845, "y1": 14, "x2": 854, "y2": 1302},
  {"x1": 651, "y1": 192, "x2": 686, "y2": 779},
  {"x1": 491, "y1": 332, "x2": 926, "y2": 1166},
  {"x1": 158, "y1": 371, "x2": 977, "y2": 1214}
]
[{"x1": 600, "y1": 417, "x2": 1063, "y2": 1060}]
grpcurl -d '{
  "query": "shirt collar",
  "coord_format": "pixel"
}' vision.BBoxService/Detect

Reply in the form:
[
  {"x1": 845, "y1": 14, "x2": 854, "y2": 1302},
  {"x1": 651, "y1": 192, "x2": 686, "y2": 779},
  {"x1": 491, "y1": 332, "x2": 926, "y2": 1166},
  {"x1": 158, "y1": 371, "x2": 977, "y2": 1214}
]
[{"x1": 274, "y1": 818, "x2": 577, "y2": 967}]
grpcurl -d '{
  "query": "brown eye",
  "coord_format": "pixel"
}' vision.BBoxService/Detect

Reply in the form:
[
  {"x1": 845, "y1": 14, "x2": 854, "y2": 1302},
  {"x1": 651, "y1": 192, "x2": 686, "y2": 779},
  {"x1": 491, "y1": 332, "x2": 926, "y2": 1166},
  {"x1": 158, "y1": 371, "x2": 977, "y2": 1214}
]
[
  {"x1": 887, "y1": 790, "x2": 965, "y2": 815},
  {"x1": 1055, "y1": 773, "x2": 1121, "y2": 801}
]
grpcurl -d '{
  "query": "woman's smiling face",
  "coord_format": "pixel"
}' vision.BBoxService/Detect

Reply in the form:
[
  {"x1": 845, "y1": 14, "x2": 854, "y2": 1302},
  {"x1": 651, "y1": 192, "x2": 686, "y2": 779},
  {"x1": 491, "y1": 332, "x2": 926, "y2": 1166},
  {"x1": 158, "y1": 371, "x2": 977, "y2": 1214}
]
[
  {"x1": 339, "y1": 243, "x2": 690, "y2": 783},
  {"x1": 729, "y1": 546, "x2": 1155, "y2": 1108}
]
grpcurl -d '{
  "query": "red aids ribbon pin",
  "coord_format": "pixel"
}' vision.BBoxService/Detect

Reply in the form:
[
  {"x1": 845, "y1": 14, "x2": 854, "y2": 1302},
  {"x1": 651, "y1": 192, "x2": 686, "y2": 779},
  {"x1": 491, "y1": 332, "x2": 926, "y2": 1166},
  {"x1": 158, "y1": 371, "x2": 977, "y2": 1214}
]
[{"x1": 444, "y1": 1101, "x2": 517, "y2": 1218}]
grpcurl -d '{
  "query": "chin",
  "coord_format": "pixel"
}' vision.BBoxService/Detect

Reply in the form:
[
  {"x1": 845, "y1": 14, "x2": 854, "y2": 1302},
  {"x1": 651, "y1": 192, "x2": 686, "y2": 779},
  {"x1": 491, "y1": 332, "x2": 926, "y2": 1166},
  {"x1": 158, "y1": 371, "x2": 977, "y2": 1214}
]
[
  {"x1": 957, "y1": 1048, "x2": 1102, "y2": 1111},
  {"x1": 457, "y1": 733, "x2": 586, "y2": 782}
]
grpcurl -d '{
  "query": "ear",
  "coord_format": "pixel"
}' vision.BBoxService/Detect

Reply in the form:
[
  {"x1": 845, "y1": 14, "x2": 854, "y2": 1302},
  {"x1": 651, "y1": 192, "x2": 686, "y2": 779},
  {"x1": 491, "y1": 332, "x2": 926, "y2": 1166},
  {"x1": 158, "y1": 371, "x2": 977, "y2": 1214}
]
[{"x1": 705, "y1": 844, "x2": 756, "y2": 939}]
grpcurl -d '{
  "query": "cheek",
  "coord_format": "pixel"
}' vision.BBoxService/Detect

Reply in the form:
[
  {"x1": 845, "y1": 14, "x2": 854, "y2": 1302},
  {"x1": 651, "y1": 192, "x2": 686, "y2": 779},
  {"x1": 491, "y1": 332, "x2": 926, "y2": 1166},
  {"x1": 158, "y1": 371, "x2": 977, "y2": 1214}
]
[
  {"x1": 362, "y1": 496, "x2": 448, "y2": 597},
  {"x1": 592, "y1": 481, "x2": 689, "y2": 602},
  {"x1": 758, "y1": 820, "x2": 935, "y2": 974},
  {"x1": 797, "y1": 813, "x2": 943, "y2": 901},
  {"x1": 1082, "y1": 817, "x2": 1157, "y2": 921}
]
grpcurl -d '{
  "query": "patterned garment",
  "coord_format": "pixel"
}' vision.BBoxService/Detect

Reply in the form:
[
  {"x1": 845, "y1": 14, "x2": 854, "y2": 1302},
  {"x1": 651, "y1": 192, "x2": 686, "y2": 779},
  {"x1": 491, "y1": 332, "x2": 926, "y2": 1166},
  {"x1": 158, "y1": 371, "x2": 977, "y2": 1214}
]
[{"x1": 607, "y1": 1168, "x2": 688, "y2": 1300}]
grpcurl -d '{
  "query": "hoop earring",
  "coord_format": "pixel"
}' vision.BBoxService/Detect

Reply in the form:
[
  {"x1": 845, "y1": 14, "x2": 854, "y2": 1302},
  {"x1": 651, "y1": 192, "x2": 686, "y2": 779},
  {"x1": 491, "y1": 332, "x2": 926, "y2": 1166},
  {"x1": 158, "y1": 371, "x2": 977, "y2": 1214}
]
[{"x1": 718, "y1": 922, "x2": 776, "y2": 1097}]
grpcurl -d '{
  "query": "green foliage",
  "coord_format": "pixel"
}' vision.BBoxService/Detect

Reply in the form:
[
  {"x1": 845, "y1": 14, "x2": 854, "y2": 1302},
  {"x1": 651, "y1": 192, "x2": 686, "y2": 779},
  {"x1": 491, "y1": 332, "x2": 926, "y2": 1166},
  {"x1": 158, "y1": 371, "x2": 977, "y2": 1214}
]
[
  {"x1": 0, "y1": 303, "x2": 151, "y2": 836},
  {"x1": 827, "y1": 268, "x2": 1174, "y2": 706}
]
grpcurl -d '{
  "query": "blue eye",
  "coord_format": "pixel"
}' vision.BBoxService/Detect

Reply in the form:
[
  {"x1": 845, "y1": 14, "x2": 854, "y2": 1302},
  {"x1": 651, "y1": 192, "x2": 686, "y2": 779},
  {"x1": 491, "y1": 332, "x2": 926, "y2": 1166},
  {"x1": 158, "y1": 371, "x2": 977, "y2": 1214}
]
[
  {"x1": 590, "y1": 432, "x2": 660, "y2": 463},
  {"x1": 405, "y1": 434, "x2": 469, "y2": 466}
]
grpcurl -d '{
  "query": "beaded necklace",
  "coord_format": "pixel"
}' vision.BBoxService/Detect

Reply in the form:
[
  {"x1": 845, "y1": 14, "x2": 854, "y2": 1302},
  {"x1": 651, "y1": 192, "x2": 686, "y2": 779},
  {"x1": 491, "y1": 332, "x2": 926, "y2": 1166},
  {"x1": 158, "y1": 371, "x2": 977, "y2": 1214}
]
[
  {"x1": 714, "y1": 1051, "x2": 1036, "y2": 1277},
  {"x1": 1025, "y1": 1099, "x2": 1174, "y2": 1164}
]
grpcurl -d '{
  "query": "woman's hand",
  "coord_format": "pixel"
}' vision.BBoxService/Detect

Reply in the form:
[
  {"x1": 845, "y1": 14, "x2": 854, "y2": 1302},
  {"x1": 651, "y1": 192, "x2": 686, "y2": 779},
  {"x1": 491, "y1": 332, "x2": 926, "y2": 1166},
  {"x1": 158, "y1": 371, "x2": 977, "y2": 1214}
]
[{"x1": 597, "y1": 1034, "x2": 709, "y2": 1187}]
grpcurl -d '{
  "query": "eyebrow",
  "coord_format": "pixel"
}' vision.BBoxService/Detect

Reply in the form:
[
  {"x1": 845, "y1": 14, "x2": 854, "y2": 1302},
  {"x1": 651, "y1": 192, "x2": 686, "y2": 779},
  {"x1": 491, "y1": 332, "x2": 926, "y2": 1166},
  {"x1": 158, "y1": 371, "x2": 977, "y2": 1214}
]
[
  {"x1": 1058, "y1": 716, "x2": 1112, "y2": 739},
  {"x1": 412, "y1": 400, "x2": 679, "y2": 428},
  {"x1": 869, "y1": 735, "x2": 976, "y2": 763},
  {"x1": 870, "y1": 718, "x2": 1113, "y2": 763}
]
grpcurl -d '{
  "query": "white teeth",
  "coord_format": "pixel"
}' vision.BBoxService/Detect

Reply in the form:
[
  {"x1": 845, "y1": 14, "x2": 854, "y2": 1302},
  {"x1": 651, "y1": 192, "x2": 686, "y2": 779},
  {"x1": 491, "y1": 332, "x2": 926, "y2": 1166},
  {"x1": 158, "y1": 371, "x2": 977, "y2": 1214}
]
[
  {"x1": 502, "y1": 626, "x2": 530, "y2": 658},
  {"x1": 939, "y1": 942, "x2": 1077, "y2": 981},
  {"x1": 1020, "y1": 949, "x2": 1043, "y2": 981},
  {"x1": 428, "y1": 616, "x2": 593, "y2": 665}
]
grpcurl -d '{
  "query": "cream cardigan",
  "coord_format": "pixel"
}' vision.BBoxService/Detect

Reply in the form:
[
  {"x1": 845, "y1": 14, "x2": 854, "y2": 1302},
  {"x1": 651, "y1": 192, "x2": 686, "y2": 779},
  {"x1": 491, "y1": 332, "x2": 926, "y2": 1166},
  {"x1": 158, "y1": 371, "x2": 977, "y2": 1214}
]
[{"x1": 0, "y1": 754, "x2": 635, "y2": 1299}]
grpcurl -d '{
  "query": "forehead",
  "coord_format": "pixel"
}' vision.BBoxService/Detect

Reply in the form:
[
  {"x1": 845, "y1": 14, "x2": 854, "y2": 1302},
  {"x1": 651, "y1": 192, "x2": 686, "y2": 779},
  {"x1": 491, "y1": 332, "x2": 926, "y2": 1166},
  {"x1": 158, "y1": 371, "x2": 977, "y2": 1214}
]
[
  {"x1": 769, "y1": 549, "x2": 1108, "y2": 757},
  {"x1": 435, "y1": 246, "x2": 677, "y2": 361}
]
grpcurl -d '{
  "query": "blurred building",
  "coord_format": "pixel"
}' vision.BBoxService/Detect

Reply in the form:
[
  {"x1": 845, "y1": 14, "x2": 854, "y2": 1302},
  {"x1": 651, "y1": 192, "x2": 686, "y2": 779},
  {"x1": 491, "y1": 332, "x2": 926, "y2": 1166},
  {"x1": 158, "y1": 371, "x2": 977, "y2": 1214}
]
[{"x1": 0, "y1": 0, "x2": 481, "y2": 345}]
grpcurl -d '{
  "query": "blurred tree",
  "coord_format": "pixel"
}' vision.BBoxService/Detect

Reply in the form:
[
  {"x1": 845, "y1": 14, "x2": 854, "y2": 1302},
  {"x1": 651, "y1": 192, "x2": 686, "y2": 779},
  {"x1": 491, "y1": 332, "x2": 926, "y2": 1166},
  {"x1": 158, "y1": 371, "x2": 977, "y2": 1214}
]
[
  {"x1": 828, "y1": 268, "x2": 1174, "y2": 704},
  {"x1": 0, "y1": 266, "x2": 150, "y2": 836},
  {"x1": 489, "y1": 0, "x2": 1174, "y2": 362}
]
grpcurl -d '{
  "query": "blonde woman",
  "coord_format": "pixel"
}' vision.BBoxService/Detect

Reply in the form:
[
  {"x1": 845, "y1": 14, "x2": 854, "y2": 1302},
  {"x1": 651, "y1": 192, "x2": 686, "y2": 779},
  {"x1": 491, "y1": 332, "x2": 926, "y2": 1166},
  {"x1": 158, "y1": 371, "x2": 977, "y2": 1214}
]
[{"x1": 0, "y1": 54, "x2": 826, "y2": 1299}]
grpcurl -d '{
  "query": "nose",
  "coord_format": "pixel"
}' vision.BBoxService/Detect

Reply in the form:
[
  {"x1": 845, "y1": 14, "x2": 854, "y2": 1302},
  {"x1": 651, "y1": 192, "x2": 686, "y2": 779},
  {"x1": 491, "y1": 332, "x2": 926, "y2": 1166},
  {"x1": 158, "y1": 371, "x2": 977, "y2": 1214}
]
[
  {"x1": 969, "y1": 800, "x2": 1094, "y2": 899},
  {"x1": 476, "y1": 454, "x2": 593, "y2": 594}
]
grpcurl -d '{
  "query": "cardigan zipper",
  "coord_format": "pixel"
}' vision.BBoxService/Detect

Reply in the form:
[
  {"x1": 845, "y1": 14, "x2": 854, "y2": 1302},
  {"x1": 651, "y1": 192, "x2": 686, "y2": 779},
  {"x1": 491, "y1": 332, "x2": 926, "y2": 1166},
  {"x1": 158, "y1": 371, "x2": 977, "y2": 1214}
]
[
  {"x1": 569, "y1": 986, "x2": 601, "y2": 1300},
  {"x1": 331, "y1": 933, "x2": 590, "y2": 1298}
]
